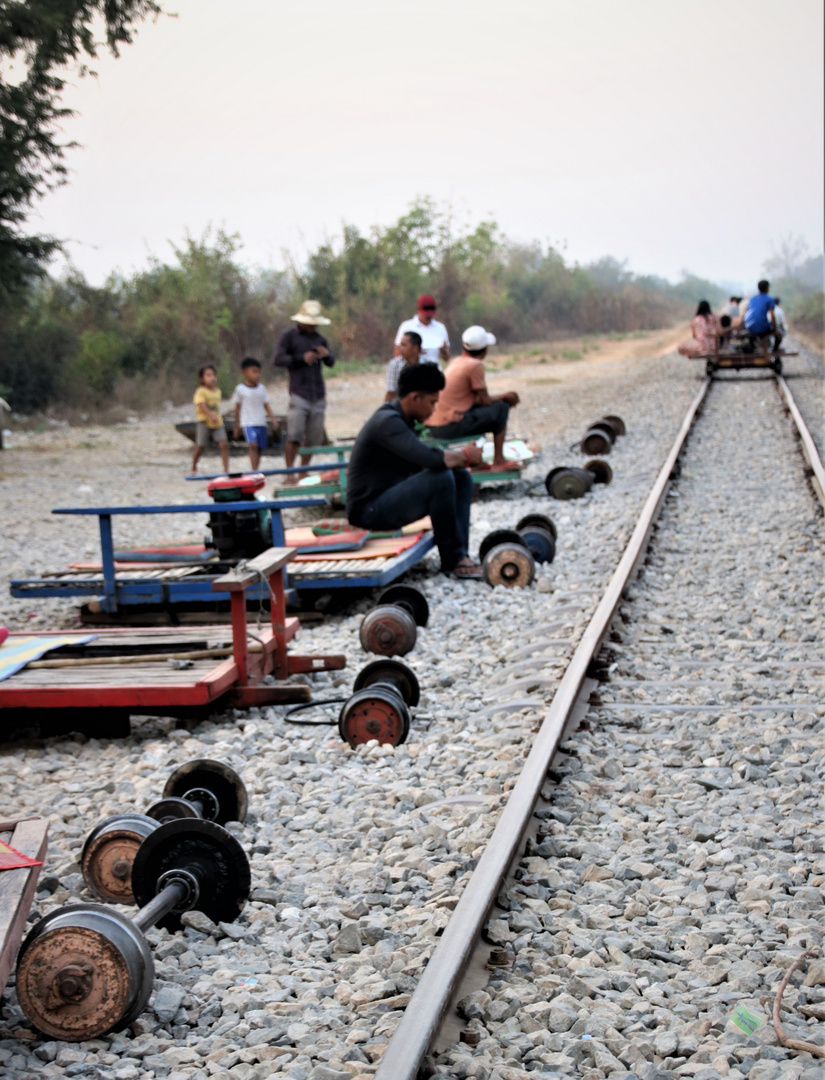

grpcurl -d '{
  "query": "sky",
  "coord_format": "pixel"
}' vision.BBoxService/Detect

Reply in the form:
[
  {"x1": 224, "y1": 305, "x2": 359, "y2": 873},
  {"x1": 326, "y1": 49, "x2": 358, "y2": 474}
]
[{"x1": 29, "y1": 0, "x2": 825, "y2": 288}]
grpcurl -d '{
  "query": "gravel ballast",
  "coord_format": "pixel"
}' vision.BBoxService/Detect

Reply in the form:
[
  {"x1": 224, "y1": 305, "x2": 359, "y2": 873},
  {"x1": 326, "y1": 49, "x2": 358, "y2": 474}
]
[
  {"x1": 435, "y1": 369, "x2": 825, "y2": 1080},
  {"x1": 1, "y1": 345, "x2": 823, "y2": 1080}
]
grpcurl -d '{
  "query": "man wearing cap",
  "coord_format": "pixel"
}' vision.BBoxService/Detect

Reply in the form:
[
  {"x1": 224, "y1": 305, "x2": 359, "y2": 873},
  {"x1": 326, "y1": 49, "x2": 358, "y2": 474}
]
[
  {"x1": 425, "y1": 325, "x2": 519, "y2": 469},
  {"x1": 346, "y1": 364, "x2": 485, "y2": 579},
  {"x1": 274, "y1": 300, "x2": 335, "y2": 475},
  {"x1": 394, "y1": 295, "x2": 450, "y2": 367}
]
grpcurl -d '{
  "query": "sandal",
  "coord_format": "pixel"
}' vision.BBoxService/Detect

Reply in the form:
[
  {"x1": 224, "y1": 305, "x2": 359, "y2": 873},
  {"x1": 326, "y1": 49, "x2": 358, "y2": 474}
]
[{"x1": 451, "y1": 559, "x2": 484, "y2": 580}]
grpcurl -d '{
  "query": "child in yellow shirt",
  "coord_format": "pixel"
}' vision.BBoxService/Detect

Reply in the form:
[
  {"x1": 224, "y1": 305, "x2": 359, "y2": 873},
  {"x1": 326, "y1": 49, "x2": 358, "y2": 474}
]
[{"x1": 192, "y1": 365, "x2": 229, "y2": 473}]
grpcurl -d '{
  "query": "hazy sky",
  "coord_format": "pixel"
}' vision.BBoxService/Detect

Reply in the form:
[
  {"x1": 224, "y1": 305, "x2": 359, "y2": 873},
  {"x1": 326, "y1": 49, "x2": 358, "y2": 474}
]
[{"x1": 32, "y1": 0, "x2": 824, "y2": 288}]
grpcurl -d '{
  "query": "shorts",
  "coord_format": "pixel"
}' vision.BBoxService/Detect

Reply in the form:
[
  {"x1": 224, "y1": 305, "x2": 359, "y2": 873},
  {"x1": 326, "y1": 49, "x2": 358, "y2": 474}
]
[
  {"x1": 196, "y1": 422, "x2": 227, "y2": 447},
  {"x1": 287, "y1": 394, "x2": 326, "y2": 447},
  {"x1": 244, "y1": 425, "x2": 269, "y2": 448}
]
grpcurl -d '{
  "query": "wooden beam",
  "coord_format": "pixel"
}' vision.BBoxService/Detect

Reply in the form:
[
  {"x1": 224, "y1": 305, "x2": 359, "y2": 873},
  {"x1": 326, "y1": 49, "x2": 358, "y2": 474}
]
[{"x1": 0, "y1": 817, "x2": 48, "y2": 991}]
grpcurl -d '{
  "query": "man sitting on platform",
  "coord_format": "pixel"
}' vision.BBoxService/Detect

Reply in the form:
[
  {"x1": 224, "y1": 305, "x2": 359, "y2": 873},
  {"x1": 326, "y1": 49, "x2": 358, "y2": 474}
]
[
  {"x1": 346, "y1": 364, "x2": 485, "y2": 579},
  {"x1": 743, "y1": 279, "x2": 778, "y2": 353},
  {"x1": 424, "y1": 325, "x2": 519, "y2": 468}
]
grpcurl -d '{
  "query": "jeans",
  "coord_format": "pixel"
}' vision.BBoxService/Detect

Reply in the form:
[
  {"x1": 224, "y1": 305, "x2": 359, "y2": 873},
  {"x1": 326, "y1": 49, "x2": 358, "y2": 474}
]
[
  {"x1": 360, "y1": 468, "x2": 473, "y2": 571},
  {"x1": 426, "y1": 400, "x2": 509, "y2": 439}
]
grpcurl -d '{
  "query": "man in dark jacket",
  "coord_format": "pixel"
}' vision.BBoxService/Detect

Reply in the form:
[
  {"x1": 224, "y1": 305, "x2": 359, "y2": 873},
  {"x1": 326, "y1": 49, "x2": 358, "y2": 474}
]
[
  {"x1": 346, "y1": 364, "x2": 484, "y2": 578},
  {"x1": 274, "y1": 300, "x2": 335, "y2": 475}
]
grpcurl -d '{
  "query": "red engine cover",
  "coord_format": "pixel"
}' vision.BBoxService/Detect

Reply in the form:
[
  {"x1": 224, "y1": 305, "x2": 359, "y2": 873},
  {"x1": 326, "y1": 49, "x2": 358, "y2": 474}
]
[{"x1": 207, "y1": 473, "x2": 266, "y2": 498}]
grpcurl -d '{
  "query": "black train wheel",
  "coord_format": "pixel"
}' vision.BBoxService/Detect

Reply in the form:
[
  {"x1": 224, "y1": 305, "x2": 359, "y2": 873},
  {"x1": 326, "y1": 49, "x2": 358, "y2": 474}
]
[
  {"x1": 515, "y1": 513, "x2": 557, "y2": 541},
  {"x1": 584, "y1": 459, "x2": 613, "y2": 485}
]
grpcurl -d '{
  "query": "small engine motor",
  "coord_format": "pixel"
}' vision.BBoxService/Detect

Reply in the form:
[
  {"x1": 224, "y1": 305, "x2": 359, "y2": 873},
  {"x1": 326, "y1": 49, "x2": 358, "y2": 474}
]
[{"x1": 206, "y1": 474, "x2": 271, "y2": 560}]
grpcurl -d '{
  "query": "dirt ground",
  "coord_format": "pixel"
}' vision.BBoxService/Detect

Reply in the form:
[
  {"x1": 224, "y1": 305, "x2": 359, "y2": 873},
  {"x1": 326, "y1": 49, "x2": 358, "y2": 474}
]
[{"x1": 0, "y1": 326, "x2": 687, "y2": 631}]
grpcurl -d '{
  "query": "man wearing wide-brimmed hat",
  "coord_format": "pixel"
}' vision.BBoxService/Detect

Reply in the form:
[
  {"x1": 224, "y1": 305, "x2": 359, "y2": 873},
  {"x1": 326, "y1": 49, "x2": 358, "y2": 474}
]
[{"x1": 274, "y1": 300, "x2": 336, "y2": 474}]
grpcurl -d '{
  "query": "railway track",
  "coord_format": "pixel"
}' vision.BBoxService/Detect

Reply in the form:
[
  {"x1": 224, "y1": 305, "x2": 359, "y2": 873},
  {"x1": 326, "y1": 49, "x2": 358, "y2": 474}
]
[{"x1": 376, "y1": 368, "x2": 825, "y2": 1079}]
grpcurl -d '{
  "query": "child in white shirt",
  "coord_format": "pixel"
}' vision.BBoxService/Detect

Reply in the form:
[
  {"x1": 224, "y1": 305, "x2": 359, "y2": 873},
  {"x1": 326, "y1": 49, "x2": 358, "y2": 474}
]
[{"x1": 230, "y1": 357, "x2": 278, "y2": 470}]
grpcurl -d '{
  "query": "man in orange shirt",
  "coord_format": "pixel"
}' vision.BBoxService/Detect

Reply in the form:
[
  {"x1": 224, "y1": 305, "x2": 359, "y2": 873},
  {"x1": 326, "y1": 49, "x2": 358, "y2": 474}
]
[{"x1": 425, "y1": 325, "x2": 519, "y2": 468}]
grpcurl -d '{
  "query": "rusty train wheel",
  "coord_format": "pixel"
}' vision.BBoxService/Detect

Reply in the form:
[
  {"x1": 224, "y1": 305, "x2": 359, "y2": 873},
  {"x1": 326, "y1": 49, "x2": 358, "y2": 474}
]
[
  {"x1": 338, "y1": 690, "x2": 411, "y2": 748},
  {"x1": 16, "y1": 905, "x2": 153, "y2": 1040},
  {"x1": 359, "y1": 605, "x2": 418, "y2": 656},
  {"x1": 482, "y1": 543, "x2": 536, "y2": 588},
  {"x1": 81, "y1": 815, "x2": 158, "y2": 905}
]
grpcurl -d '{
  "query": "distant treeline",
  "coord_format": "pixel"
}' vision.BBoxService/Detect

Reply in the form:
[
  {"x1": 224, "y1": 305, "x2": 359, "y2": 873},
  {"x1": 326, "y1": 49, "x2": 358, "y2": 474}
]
[{"x1": 0, "y1": 198, "x2": 819, "y2": 415}]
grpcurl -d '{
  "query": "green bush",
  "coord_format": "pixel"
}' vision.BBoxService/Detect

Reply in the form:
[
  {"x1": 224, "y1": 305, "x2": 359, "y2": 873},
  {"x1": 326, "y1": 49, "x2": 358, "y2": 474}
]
[{"x1": 62, "y1": 330, "x2": 127, "y2": 402}]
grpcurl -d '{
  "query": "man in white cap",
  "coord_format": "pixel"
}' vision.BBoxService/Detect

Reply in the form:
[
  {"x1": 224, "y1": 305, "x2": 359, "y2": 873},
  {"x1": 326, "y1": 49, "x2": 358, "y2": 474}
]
[
  {"x1": 274, "y1": 300, "x2": 335, "y2": 475},
  {"x1": 425, "y1": 325, "x2": 519, "y2": 468}
]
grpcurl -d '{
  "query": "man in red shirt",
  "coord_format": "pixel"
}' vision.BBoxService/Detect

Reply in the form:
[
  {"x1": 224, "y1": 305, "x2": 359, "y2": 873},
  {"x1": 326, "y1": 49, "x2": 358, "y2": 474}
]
[{"x1": 425, "y1": 325, "x2": 519, "y2": 467}]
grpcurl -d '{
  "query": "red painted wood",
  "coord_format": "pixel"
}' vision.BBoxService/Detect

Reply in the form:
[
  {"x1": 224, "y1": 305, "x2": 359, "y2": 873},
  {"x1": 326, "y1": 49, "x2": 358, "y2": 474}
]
[{"x1": 288, "y1": 654, "x2": 347, "y2": 674}]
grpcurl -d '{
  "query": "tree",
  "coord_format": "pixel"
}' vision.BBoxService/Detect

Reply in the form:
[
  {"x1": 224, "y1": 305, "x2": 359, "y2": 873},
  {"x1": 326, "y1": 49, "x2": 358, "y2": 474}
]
[
  {"x1": 764, "y1": 234, "x2": 811, "y2": 280},
  {"x1": 0, "y1": 1, "x2": 163, "y2": 298}
]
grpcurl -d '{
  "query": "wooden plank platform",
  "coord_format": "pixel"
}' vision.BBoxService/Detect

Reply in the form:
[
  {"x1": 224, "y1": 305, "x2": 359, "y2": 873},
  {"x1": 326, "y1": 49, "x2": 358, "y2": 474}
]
[
  {"x1": 0, "y1": 620, "x2": 300, "y2": 710},
  {"x1": 0, "y1": 817, "x2": 48, "y2": 991}
]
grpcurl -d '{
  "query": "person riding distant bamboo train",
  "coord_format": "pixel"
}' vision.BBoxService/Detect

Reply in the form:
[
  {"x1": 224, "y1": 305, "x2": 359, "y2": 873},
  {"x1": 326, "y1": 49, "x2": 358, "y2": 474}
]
[
  {"x1": 720, "y1": 296, "x2": 742, "y2": 320},
  {"x1": 394, "y1": 294, "x2": 450, "y2": 367},
  {"x1": 346, "y1": 363, "x2": 485, "y2": 579},
  {"x1": 191, "y1": 364, "x2": 229, "y2": 474},
  {"x1": 774, "y1": 297, "x2": 788, "y2": 347},
  {"x1": 230, "y1": 357, "x2": 279, "y2": 471},
  {"x1": 743, "y1": 279, "x2": 779, "y2": 352},
  {"x1": 385, "y1": 331, "x2": 422, "y2": 402},
  {"x1": 424, "y1": 325, "x2": 520, "y2": 468},
  {"x1": 274, "y1": 300, "x2": 335, "y2": 480},
  {"x1": 677, "y1": 301, "x2": 721, "y2": 357}
]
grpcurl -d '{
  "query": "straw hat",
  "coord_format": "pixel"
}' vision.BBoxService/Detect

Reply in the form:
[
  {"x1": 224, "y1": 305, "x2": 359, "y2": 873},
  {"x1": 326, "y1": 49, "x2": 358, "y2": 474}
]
[{"x1": 291, "y1": 299, "x2": 331, "y2": 326}]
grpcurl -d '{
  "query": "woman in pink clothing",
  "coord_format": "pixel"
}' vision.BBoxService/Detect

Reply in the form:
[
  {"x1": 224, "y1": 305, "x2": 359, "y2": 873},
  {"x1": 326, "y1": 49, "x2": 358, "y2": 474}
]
[{"x1": 678, "y1": 300, "x2": 720, "y2": 357}]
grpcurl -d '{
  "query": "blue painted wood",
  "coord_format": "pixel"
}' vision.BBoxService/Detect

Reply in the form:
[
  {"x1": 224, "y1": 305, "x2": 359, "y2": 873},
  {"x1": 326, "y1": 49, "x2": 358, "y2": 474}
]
[
  {"x1": 186, "y1": 462, "x2": 348, "y2": 481},
  {"x1": 52, "y1": 499, "x2": 325, "y2": 515},
  {"x1": 289, "y1": 535, "x2": 435, "y2": 590},
  {"x1": 11, "y1": 536, "x2": 436, "y2": 602},
  {"x1": 97, "y1": 514, "x2": 118, "y2": 612}
]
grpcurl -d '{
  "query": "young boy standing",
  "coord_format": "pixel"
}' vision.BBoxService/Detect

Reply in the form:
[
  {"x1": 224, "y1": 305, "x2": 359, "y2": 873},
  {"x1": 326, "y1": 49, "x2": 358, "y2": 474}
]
[
  {"x1": 231, "y1": 357, "x2": 278, "y2": 470},
  {"x1": 384, "y1": 331, "x2": 422, "y2": 402},
  {"x1": 192, "y1": 364, "x2": 229, "y2": 474}
]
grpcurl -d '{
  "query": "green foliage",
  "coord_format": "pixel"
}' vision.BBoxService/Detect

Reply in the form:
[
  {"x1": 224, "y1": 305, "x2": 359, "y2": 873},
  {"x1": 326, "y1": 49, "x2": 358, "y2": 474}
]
[
  {"x1": 788, "y1": 292, "x2": 824, "y2": 336},
  {"x1": 0, "y1": 1, "x2": 164, "y2": 296},
  {"x1": 0, "y1": 199, "x2": 808, "y2": 416},
  {"x1": 62, "y1": 329, "x2": 126, "y2": 401}
]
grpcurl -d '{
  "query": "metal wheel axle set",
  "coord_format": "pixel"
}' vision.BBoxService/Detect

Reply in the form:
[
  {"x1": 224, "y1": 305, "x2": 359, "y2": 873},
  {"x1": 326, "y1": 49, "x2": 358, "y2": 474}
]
[
  {"x1": 17, "y1": 759, "x2": 252, "y2": 1042},
  {"x1": 543, "y1": 414, "x2": 625, "y2": 500}
]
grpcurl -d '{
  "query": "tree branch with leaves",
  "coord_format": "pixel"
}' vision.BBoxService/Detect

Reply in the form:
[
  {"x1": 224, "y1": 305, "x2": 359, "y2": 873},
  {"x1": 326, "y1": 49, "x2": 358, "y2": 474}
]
[{"x1": 0, "y1": 1, "x2": 164, "y2": 298}]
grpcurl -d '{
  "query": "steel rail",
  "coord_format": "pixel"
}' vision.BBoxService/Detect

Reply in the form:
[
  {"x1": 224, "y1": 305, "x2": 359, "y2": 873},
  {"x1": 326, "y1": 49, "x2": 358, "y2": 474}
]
[
  {"x1": 776, "y1": 375, "x2": 825, "y2": 509},
  {"x1": 373, "y1": 376, "x2": 712, "y2": 1080}
]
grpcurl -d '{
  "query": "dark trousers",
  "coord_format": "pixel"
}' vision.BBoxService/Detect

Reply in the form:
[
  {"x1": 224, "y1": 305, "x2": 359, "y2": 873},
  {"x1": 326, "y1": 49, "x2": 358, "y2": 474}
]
[
  {"x1": 751, "y1": 329, "x2": 783, "y2": 352},
  {"x1": 359, "y1": 468, "x2": 473, "y2": 571},
  {"x1": 427, "y1": 400, "x2": 509, "y2": 440}
]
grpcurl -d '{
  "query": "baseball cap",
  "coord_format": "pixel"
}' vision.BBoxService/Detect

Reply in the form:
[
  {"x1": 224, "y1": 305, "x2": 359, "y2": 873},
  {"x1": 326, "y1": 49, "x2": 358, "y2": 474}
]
[
  {"x1": 418, "y1": 294, "x2": 437, "y2": 310},
  {"x1": 462, "y1": 325, "x2": 497, "y2": 350}
]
